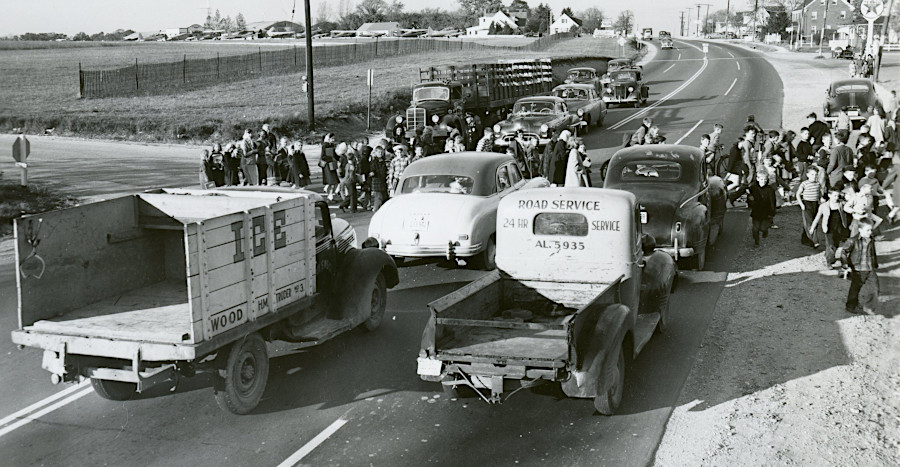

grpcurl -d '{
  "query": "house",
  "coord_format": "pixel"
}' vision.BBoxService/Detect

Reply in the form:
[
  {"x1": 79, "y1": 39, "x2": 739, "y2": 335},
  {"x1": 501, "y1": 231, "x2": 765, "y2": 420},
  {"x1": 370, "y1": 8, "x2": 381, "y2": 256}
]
[
  {"x1": 791, "y1": 0, "x2": 855, "y2": 41},
  {"x1": 357, "y1": 22, "x2": 401, "y2": 37},
  {"x1": 550, "y1": 13, "x2": 582, "y2": 35},
  {"x1": 466, "y1": 11, "x2": 519, "y2": 36}
]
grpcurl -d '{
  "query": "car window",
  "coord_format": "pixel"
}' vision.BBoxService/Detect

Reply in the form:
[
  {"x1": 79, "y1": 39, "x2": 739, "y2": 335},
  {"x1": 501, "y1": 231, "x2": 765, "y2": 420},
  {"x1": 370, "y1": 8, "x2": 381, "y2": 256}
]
[
  {"x1": 619, "y1": 161, "x2": 682, "y2": 181},
  {"x1": 559, "y1": 103, "x2": 567, "y2": 113},
  {"x1": 400, "y1": 174, "x2": 475, "y2": 194},
  {"x1": 508, "y1": 164, "x2": 522, "y2": 185},
  {"x1": 497, "y1": 166, "x2": 512, "y2": 192}
]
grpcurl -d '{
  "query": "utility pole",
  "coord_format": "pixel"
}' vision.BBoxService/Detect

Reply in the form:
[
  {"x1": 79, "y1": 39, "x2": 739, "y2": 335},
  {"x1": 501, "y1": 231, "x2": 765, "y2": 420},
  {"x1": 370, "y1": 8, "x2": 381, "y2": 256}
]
[
  {"x1": 817, "y1": 0, "x2": 829, "y2": 56},
  {"x1": 753, "y1": 0, "x2": 759, "y2": 39},
  {"x1": 303, "y1": 0, "x2": 315, "y2": 131},
  {"x1": 695, "y1": 3, "x2": 712, "y2": 36},
  {"x1": 726, "y1": 0, "x2": 731, "y2": 35},
  {"x1": 876, "y1": 0, "x2": 895, "y2": 81},
  {"x1": 696, "y1": 5, "x2": 702, "y2": 36},
  {"x1": 680, "y1": 11, "x2": 685, "y2": 36},
  {"x1": 704, "y1": 4, "x2": 711, "y2": 36}
]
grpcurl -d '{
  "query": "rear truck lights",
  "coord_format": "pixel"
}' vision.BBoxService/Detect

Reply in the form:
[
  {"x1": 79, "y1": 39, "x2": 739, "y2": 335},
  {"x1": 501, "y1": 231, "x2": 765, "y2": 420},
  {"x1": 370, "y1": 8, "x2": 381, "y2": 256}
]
[{"x1": 458, "y1": 234, "x2": 469, "y2": 240}]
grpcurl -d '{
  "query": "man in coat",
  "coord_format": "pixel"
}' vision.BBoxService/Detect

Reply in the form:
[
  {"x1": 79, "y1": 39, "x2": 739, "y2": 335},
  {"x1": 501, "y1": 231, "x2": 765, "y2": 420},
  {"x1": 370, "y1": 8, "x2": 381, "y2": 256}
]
[
  {"x1": 546, "y1": 130, "x2": 571, "y2": 186},
  {"x1": 369, "y1": 146, "x2": 389, "y2": 211}
]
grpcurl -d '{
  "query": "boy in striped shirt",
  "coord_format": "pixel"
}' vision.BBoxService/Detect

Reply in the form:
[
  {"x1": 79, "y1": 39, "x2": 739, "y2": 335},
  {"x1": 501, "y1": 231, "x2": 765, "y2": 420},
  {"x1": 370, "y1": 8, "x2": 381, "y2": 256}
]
[{"x1": 796, "y1": 167, "x2": 822, "y2": 247}]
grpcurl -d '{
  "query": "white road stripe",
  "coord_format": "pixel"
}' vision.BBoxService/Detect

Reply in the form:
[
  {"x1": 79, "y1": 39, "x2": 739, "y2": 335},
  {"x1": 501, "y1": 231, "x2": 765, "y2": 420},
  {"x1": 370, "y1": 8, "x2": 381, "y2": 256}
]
[
  {"x1": 727, "y1": 51, "x2": 735, "y2": 58},
  {"x1": 609, "y1": 54, "x2": 709, "y2": 131},
  {"x1": 0, "y1": 387, "x2": 93, "y2": 439},
  {"x1": 663, "y1": 63, "x2": 676, "y2": 73},
  {"x1": 674, "y1": 120, "x2": 704, "y2": 145},
  {"x1": 276, "y1": 416, "x2": 349, "y2": 467},
  {"x1": 736, "y1": 61, "x2": 741, "y2": 71},
  {"x1": 0, "y1": 380, "x2": 91, "y2": 429},
  {"x1": 724, "y1": 78, "x2": 738, "y2": 96},
  {"x1": 677, "y1": 52, "x2": 682, "y2": 60}
]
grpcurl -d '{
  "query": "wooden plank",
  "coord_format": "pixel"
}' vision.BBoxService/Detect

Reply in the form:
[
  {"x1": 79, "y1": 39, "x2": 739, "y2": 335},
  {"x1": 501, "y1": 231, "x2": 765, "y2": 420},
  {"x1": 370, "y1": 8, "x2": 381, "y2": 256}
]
[
  {"x1": 441, "y1": 328, "x2": 568, "y2": 361},
  {"x1": 264, "y1": 206, "x2": 276, "y2": 318},
  {"x1": 138, "y1": 193, "x2": 287, "y2": 223},
  {"x1": 187, "y1": 232, "x2": 308, "y2": 276},
  {"x1": 203, "y1": 275, "x2": 310, "y2": 339},
  {"x1": 185, "y1": 204, "x2": 306, "y2": 253},
  {"x1": 428, "y1": 270, "x2": 501, "y2": 319}
]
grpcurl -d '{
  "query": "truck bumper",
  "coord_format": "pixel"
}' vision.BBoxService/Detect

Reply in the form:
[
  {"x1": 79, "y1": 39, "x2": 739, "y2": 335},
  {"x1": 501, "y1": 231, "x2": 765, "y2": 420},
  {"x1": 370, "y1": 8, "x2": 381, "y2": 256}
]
[
  {"x1": 657, "y1": 246, "x2": 695, "y2": 260},
  {"x1": 420, "y1": 359, "x2": 565, "y2": 402},
  {"x1": 384, "y1": 241, "x2": 483, "y2": 259}
]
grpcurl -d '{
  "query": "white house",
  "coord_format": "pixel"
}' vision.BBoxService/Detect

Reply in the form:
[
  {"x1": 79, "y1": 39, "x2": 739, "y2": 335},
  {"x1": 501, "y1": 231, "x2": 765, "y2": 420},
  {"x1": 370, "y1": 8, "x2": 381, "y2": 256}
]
[
  {"x1": 466, "y1": 11, "x2": 519, "y2": 36},
  {"x1": 550, "y1": 13, "x2": 582, "y2": 35},
  {"x1": 357, "y1": 22, "x2": 401, "y2": 37}
]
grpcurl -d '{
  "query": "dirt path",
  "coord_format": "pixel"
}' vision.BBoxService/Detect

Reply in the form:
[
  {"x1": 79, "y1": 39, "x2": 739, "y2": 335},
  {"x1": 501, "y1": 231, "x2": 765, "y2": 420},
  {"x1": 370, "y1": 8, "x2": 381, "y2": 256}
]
[{"x1": 654, "y1": 48, "x2": 900, "y2": 466}]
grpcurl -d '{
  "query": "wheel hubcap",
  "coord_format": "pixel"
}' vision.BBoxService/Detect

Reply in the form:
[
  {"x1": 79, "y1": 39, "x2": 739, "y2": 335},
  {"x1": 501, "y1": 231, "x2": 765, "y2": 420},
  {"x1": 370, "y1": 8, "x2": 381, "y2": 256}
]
[{"x1": 237, "y1": 354, "x2": 257, "y2": 395}]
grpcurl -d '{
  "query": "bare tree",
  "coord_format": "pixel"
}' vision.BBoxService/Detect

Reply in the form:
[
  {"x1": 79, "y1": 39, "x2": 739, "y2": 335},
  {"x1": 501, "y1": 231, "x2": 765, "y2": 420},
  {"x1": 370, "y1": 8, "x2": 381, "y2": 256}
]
[
  {"x1": 579, "y1": 7, "x2": 605, "y2": 32},
  {"x1": 614, "y1": 10, "x2": 635, "y2": 36},
  {"x1": 315, "y1": 1, "x2": 332, "y2": 23}
]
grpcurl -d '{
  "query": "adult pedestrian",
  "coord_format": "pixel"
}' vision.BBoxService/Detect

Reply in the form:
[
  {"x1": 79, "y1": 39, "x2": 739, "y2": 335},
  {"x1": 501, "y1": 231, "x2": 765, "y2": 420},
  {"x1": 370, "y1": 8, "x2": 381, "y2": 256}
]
[
  {"x1": 387, "y1": 144, "x2": 411, "y2": 196},
  {"x1": 564, "y1": 138, "x2": 589, "y2": 187},
  {"x1": 369, "y1": 146, "x2": 389, "y2": 211},
  {"x1": 289, "y1": 142, "x2": 310, "y2": 188},
  {"x1": 540, "y1": 128, "x2": 557, "y2": 178},
  {"x1": 356, "y1": 138, "x2": 372, "y2": 209},
  {"x1": 806, "y1": 112, "x2": 830, "y2": 149},
  {"x1": 866, "y1": 106, "x2": 886, "y2": 145},
  {"x1": 222, "y1": 142, "x2": 240, "y2": 186},
  {"x1": 320, "y1": 133, "x2": 340, "y2": 201},
  {"x1": 547, "y1": 130, "x2": 571, "y2": 186},
  {"x1": 747, "y1": 171, "x2": 777, "y2": 247},
  {"x1": 838, "y1": 220, "x2": 879, "y2": 314},
  {"x1": 239, "y1": 130, "x2": 259, "y2": 186}
]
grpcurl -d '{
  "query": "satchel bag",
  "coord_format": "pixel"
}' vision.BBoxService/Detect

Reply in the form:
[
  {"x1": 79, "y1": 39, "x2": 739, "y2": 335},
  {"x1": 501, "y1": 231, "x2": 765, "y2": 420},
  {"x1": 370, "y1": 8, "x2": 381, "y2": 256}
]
[{"x1": 318, "y1": 159, "x2": 326, "y2": 168}]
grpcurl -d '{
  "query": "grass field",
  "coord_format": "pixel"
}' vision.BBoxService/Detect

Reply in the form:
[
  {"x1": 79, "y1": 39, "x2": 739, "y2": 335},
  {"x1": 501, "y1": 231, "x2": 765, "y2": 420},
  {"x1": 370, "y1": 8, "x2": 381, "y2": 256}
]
[
  {"x1": 0, "y1": 178, "x2": 76, "y2": 236},
  {"x1": 0, "y1": 37, "x2": 640, "y2": 142}
]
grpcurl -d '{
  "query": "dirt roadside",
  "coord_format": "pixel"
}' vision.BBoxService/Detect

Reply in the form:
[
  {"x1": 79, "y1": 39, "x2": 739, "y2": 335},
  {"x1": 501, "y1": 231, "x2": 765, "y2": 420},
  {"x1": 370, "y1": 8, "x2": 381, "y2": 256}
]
[{"x1": 654, "y1": 49, "x2": 900, "y2": 465}]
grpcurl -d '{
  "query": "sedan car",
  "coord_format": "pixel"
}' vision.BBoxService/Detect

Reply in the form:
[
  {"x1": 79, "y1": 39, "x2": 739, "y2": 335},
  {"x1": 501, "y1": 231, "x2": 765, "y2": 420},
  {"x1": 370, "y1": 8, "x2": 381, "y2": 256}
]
[
  {"x1": 603, "y1": 144, "x2": 711, "y2": 270},
  {"x1": 823, "y1": 78, "x2": 881, "y2": 126},
  {"x1": 493, "y1": 96, "x2": 581, "y2": 149},
  {"x1": 600, "y1": 58, "x2": 635, "y2": 85},
  {"x1": 367, "y1": 152, "x2": 549, "y2": 269},
  {"x1": 661, "y1": 38, "x2": 674, "y2": 49},
  {"x1": 564, "y1": 67, "x2": 602, "y2": 93},
  {"x1": 552, "y1": 83, "x2": 607, "y2": 127}
]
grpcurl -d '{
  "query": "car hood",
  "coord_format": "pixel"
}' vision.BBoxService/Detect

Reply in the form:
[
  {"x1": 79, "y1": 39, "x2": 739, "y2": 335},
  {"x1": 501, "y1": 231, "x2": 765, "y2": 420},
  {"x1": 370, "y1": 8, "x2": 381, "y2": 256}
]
[
  {"x1": 368, "y1": 193, "x2": 488, "y2": 245},
  {"x1": 606, "y1": 183, "x2": 690, "y2": 245}
]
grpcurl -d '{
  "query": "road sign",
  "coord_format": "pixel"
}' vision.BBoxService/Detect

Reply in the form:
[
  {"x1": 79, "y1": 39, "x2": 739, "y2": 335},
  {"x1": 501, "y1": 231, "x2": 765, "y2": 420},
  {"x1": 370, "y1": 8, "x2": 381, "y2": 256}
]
[
  {"x1": 367, "y1": 68, "x2": 374, "y2": 86},
  {"x1": 12, "y1": 135, "x2": 29, "y2": 163},
  {"x1": 617, "y1": 36, "x2": 626, "y2": 47},
  {"x1": 702, "y1": 43, "x2": 709, "y2": 54},
  {"x1": 860, "y1": 0, "x2": 885, "y2": 21}
]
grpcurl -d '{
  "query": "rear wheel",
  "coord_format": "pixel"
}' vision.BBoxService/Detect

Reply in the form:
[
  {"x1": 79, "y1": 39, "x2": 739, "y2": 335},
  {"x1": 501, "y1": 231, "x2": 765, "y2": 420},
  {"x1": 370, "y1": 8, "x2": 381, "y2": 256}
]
[
  {"x1": 472, "y1": 236, "x2": 496, "y2": 270},
  {"x1": 600, "y1": 161, "x2": 610, "y2": 183},
  {"x1": 594, "y1": 345, "x2": 625, "y2": 415},
  {"x1": 91, "y1": 379, "x2": 137, "y2": 401},
  {"x1": 391, "y1": 256, "x2": 405, "y2": 267},
  {"x1": 215, "y1": 333, "x2": 269, "y2": 415},
  {"x1": 363, "y1": 273, "x2": 387, "y2": 331}
]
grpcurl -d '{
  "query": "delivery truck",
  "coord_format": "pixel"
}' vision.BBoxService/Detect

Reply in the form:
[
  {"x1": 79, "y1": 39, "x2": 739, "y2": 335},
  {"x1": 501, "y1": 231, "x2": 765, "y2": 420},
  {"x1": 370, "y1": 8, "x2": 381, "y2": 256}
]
[
  {"x1": 416, "y1": 187, "x2": 676, "y2": 413},
  {"x1": 10, "y1": 187, "x2": 398, "y2": 414}
]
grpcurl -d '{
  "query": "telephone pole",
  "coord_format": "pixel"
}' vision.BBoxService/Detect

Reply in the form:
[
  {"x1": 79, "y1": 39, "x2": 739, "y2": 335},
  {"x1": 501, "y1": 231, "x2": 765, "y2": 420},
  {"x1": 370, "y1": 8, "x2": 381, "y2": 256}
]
[
  {"x1": 726, "y1": 0, "x2": 731, "y2": 35},
  {"x1": 696, "y1": 5, "x2": 702, "y2": 36},
  {"x1": 817, "y1": 0, "x2": 829, "y2": 56},
  {"x1": 680, "y1": 11, "x2": 685, "y2": 36},
  {"x1": 696, "y1": 3, "x2": 713, "y2": 37},
  {"x1": 303, "y1": 0, "x2": 315, "y2": 131}
]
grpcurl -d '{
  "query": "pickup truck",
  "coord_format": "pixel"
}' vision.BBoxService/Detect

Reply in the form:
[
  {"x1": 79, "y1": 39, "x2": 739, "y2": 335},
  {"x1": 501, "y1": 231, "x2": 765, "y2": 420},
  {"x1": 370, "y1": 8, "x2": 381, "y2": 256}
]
[
  {"x1": 416, "y1": 187, "x2": 676, "y2": 413},
  {"x1": 10, "y1": 187, "x2": 398, "y2": 414}
]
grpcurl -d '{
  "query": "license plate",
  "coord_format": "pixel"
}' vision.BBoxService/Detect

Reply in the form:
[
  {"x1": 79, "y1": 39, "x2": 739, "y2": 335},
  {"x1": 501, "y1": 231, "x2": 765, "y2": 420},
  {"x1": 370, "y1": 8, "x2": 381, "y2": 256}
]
[
  {"x1": 404, "y1": 217, "x2": 429, "y2": 231},
  {"x1": 848, "y1": 111, "x2": 859, "y2": 116},
  {"x1": 417, "y1": 357, "x2": 442, "y2": 376},
  {"x1": 641, "y1": 211, "x2": 648, "y2": 224}
]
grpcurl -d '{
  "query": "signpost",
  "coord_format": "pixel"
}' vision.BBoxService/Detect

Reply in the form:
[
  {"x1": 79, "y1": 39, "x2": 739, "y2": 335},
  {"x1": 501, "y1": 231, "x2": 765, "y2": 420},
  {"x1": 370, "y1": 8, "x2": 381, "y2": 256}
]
[
  {"x1": 11, "y1": 134, "x2": 30, "y2": 186},
  {"x1": 702, "y1": 43, "x2": 709, "y2": 55},
  {"x1": 860, "y1": 0, "x2": 885, "y2": 56},
  {"x1": 367, "y1": 69, "x2": 374, "y2": 131}
]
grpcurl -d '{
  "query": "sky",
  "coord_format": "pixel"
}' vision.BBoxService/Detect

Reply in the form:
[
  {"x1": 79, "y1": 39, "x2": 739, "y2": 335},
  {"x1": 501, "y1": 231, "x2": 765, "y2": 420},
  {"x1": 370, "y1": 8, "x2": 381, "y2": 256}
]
[{"x1": 0, "y1": 0, "x2": 736, "y2": 37}]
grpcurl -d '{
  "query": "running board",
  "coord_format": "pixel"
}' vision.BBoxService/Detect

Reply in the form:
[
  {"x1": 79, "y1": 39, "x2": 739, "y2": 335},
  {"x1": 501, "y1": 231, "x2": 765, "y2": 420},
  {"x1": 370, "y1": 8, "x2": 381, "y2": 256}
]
[{"x1": 634, "y1": 313, "x2": 660, "y2": 356}]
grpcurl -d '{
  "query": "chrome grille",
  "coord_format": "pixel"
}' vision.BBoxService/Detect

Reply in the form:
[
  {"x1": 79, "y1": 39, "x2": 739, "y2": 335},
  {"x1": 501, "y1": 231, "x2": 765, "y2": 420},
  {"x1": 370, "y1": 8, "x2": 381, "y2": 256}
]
[{"x1": 406, "y1": 108, "x2": 427, "y2": 131}]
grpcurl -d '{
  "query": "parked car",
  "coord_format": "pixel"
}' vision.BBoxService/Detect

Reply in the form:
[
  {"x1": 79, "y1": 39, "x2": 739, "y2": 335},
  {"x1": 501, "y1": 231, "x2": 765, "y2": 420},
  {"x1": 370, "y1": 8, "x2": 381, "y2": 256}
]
[
  {"x1": 564, "y1": 67, "x2": 602, "y2": 93},
  {"x1": 832, "y1": 46, "x2": 855, "y2": 59},
  {"x1": 367, "y1": 152, "x2": 549, "y2": 269},
  {"x1": 493, "y1": 96, "x2": 583, "y2": 149},
  {"x1": 552, "y1": 83, "x2": 607, "y2": 127},
  {"x1": 602, "y1": 67, "x2": 649, "y2": 108},
  {"x1": 823, "y1": 78, "x2": 881, "y2": 126},
  {"x1": 603, "y1": 144, "x2": 711, "y2": 270}
]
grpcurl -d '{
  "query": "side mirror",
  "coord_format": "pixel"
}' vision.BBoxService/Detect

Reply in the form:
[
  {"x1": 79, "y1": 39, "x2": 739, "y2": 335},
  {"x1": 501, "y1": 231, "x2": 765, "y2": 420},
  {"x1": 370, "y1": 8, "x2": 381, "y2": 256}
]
[{"x1": 641, "y1": 233, "x2": 656, "y2": 256}]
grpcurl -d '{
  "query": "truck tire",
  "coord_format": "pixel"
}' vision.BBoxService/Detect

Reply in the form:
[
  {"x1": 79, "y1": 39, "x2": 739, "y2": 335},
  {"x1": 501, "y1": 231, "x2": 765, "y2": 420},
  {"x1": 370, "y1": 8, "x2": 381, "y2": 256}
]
[
  {"x1": 600, "y1": 161, "x2": 610, "y2": 182},
  {"x1": 472, "y1": 236, "x2": 496, "y2": 270},
  {"x1": 91, "y1": 378, "x2": 137, "y2": 401},
  {"x1": 594, "y1": 345, "x2": 624, "y2": 415},
  {"x1": 391, "y1": 256, "x2": 405, "y2": 267},
  {"x1": 363, "y1": 273, "x2": 387, "y2": 332},
  {"x1": 215, "y1": 333, "x2": 269, "y2": 415}
]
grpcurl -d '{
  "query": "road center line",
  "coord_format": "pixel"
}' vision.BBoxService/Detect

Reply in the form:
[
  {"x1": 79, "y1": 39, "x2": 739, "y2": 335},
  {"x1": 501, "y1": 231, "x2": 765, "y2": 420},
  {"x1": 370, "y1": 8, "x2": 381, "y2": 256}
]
[
  {"x1": 609, "y1": 53, "x2": 709, "y2": 131},
  {"x1": 663, "y1": 63, "x2": 677, "y2": 73},
  {"x1": 0, "y1": 386, "x2": 93, "y2": 439},
  {"x1": 736, "y1": 61, "x2": 741, "y2": 71},
  {"x1": 724, "y1": 78, "x2": 738, "y2": 96},
  {"x1": 0, "y1": 380, "x2": 91, "y2": 430},
  {"x1": 727, "y1": 51, "x2": 735, "y2": 59},
  {"x1": 276, "y1": 416, "x2": 349, "y2": 467},
  {"x1": 674, "y1": 120, "x2": 704, "y2": 145},
  {"x1": 677, "y1": 52, "x2": 682, "y2": 60}
]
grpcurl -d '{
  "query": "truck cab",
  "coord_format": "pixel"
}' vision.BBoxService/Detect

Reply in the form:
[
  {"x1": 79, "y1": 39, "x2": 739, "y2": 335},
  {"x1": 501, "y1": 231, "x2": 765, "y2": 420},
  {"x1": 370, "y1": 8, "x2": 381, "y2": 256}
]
[
  {"x1": 417, "y1": 187, "x2": 675, "y2": 413},
  {"x1": 397, "y1": 81, "x2": 467, "y2": 142}
]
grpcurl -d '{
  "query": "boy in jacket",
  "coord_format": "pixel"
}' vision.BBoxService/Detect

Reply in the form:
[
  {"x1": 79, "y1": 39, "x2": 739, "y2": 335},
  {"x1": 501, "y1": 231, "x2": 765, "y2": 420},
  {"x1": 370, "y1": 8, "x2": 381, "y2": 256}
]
[{"x1": 838, "y1": 220, "x2": 879, "y2": 314}]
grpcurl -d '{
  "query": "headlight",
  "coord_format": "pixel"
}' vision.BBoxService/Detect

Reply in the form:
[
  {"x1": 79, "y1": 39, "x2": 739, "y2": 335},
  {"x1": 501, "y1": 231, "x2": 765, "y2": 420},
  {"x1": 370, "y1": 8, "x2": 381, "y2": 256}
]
[
  {"x1": 432, "y1": 114, "x2": 440, "y2": 123},
  {"x1": 628, "y1": 86, "x2": 634, "y2": 93},
  {"x1": 540, "y1": 124, "x2": 549, "y2": 133},
  {"x1": 606, "y1": 87, "x2": 612, "y2": 93},
  {"x1": 577, "y1": 108, "x2": 584, "y2": 116},
  {"x1": 493, "y1": 124, "x2": 501, "y2": 132},
  {"x1": 396, "y1": 116, "x2": 403, "y2": 124}
]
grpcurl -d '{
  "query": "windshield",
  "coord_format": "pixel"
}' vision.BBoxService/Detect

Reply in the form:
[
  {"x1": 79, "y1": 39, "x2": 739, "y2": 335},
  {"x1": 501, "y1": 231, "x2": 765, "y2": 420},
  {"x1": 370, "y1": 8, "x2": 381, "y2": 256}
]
[
  {"x1": 400, "y1": 175, "x2": 474, "y2": 194},
  {"x1": 609, "y1": 61, "x2": 630, "y2": 70},
  {"x1": 554, "y1": 88, "x2": 589, "y2": 100},
  {"x1": 834, "y1": 84, "x2": 869, "y2": 94},
  {"x1": 568, "y1": 71, "x2": 592, "y2": 79},
  {"x1": 413, "y1": 86, "x2": 450, "y2": 101},
  {"x1": 612, "y1": 71, "x2": 637, "y2": 82},
  {"x1": 618, "y1": 161, "x2": 682, "y2": 181},
  {"x1": 513, "y1": 101, "x2": 556, "y2": 114}
]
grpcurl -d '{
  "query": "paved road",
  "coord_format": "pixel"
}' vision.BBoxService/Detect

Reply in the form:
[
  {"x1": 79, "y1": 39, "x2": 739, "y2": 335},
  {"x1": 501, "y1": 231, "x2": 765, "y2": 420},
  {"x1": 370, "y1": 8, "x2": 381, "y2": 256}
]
[{"x1": 0, "y1": 39, "x2": 783, "y2": 466}]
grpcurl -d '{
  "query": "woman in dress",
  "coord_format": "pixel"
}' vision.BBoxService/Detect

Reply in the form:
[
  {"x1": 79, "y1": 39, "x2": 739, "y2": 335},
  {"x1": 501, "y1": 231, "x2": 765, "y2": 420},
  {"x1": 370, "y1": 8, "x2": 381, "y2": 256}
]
[{"x1": 320, "y1": 133, "x2": 340, "y2": 200}]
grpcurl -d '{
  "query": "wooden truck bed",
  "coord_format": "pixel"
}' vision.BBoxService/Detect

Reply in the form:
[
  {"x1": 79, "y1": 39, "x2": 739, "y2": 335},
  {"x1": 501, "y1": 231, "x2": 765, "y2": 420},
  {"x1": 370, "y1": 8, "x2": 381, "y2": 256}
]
[{"x1": 441, "y1": 326, "x2": 568, "y2": 361}]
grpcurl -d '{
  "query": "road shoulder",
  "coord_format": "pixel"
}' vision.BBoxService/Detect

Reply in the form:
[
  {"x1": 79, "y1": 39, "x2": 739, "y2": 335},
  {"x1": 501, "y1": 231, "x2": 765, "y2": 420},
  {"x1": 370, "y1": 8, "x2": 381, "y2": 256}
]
[{"x1": 654, "y1": 48, "x2": 900, "y2": 466}]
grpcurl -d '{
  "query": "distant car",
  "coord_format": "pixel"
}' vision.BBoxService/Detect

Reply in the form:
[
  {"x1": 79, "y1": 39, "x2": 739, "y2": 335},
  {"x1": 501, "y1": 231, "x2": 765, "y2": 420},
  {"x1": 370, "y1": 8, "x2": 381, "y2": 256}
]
[
  {"x1": 552, "y1": 83, "x2": 607, "y2": 127},
  {"x1": 604, "y1": 144, "x2": 711, "y2": 270},
  {"x1": 661, "y1": 38, "x2": 674, "y2": 49},
  {"x1": 367, "y1": 152, "x2": 548, "y2": 269},
  {"x1": 832, "y1": 47, "x2": 855, "y2": 59},
  {"x1": 725, "y1": 32, "x2": 737, "y2": 39},
  {"x1": 564, "y1": 67, "x2": 602, "y2": 93},
  {"x1": 601, "y1": 58, "x2": 636, "y2": 85},
  {"x1": 602, "y1": 67, "x2": 649, "y2": 108},
  {"x1": 493, "y1": 96, "x2": 582, "y2": 149},
  {"x1": 823, "y1": 78, "x2": 881, "y2": 126}
]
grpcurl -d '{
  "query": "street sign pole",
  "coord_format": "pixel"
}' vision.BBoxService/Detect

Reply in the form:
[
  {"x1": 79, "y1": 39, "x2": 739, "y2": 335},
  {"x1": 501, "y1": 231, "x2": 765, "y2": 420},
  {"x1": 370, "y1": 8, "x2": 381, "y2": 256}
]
[
  {"x1": 367, "y1": 69, "x2": 374, "y2": 131},
  {"x1": 11, "y1": 134, "x2": 30, "y2": 187},
  {"x1": 860, "y1": 0, "x2": 885, "y2": 56}
]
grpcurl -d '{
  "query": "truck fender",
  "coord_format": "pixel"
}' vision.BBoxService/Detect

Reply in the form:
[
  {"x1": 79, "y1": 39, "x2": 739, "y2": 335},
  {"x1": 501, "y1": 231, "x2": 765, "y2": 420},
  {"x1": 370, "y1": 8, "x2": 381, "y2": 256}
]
[
  {"x1": 561, "y1": 303, "x2": 632, "y2": 399},
  {"x1": 641, "y1": 251, "x2": 675, "y2": 306},
  {"x1": 329, "y1": 248, "x2": 399, "y2": 323}
]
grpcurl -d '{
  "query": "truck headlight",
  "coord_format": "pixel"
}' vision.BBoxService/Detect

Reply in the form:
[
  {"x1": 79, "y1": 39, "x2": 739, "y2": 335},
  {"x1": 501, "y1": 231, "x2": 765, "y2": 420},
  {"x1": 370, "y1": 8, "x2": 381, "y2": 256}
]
[
  {"x1": 396, "y1": 116, "x2": 403, "y2": 124},
  {"x1": 432, "y1": 114, "x2": 440, "y2": 123},
  {"x1": 540, "y1": 124, "x2": 549, "y2": 133},
  {"x1": 493, "y1": 124, "x2": 501, "y2": 132},
  {"x1": 628, "y1": 86, "x2": 634, "y2": 93},
  {"x1": 577, "y1": 108, "x2": 584, "y2": 117}
]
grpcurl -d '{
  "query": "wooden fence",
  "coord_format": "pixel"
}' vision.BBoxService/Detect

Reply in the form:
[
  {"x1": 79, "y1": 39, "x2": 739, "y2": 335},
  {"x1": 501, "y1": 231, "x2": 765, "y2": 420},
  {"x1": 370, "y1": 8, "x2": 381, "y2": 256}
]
[{"x1": 78, "y1": 34, "x2": 572, "y2": 99}]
